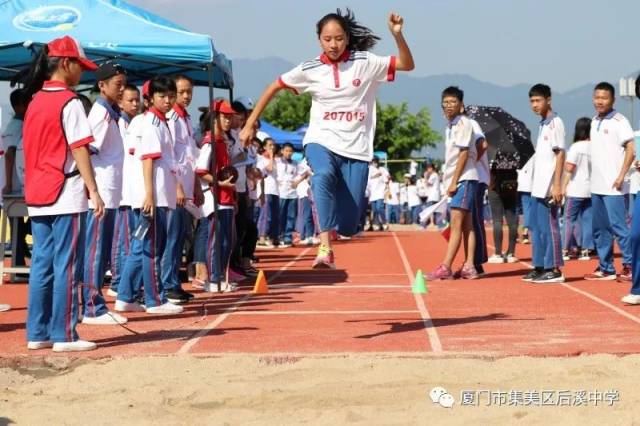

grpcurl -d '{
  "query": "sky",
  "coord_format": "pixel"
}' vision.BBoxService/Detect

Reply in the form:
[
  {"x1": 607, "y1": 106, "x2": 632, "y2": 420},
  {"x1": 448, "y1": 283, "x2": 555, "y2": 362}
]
[{"x1": 128, "y1": 0, "x2": 640, "y2": 93}]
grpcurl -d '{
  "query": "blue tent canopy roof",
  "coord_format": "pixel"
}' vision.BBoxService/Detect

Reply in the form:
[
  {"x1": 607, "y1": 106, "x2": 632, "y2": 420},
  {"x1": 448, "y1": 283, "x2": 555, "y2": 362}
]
[
  {"x1": 0, "y1": 0, "x2": 233, "y2": 88},
  {"x1": 260, "y1": 121, "x2": 304, "y2": 149}
]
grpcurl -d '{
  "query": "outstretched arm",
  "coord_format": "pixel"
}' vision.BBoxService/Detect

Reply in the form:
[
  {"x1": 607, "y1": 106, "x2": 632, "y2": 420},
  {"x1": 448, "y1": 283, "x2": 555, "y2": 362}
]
[
  {"x1": 388, "y1": 13, "x2": 414, "y2": 71},
  {"x1": 239, "y1": 80, "x2": 284, "y2": 146}
]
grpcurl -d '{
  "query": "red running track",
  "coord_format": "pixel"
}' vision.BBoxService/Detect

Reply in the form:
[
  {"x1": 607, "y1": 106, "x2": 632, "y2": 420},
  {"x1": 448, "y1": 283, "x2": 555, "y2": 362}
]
[{"x1": 1, "y1": 229, "x2": 640, "y2": 358}]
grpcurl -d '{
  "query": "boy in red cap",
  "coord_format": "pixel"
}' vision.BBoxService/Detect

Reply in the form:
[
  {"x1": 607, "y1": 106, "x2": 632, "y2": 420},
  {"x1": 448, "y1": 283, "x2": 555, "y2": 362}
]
[{"x1": 22, "y1": 36, "x2": 104, "y2": 352}]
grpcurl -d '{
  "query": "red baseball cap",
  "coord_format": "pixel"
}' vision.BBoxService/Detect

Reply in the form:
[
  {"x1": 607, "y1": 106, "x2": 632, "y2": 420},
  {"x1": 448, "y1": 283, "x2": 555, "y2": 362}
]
[
  {"x1": 212, "y1": 99, "x2": 237, "y2": 114},
  {"x1": 47, "y1": 36, "x2": 98, "y2": 71},
  {"x1": 142, "y1": 80, "x2": 151, "y2": 98}
]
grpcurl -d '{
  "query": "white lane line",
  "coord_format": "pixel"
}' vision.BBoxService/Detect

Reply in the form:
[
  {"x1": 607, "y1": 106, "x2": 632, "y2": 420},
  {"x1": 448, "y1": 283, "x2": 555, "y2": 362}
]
[
  {"x1": 177, "y1": 247, "x2": 314, "y2": 354},
  {"x1": 268, "y1": 283, "x2": 408, "y2": 289},
  {"x1": 487, "y1": 243, "x2": 640, "y2": 326},
  {"x1": 234, "y1": 310, "x2": 420, "y2": 315},
  {"x1": 392, "y1": 232, "x2": 443, "y2": 353}
]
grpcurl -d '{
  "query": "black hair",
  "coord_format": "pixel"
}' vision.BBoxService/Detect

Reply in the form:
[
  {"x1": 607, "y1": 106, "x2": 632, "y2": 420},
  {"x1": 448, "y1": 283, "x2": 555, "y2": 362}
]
[
  {"x1": 20, "y1": 45, "x2": 63, "y2": 99},
  {"x1": 316, "y1": 8, "x2": 380, "y2": 52},
  {"x1": 173, "y1": 74, "x2": 194, "y2": 85},
  {"x1": 636, "y1": 74, "x2": 640, "y2": 100},
  {"x1": 594, "y1": 81, "x2": 615, "y2": 97},
  {"x1": 573, "y1": 117, "x2": 592, "y2": 142},
  {"x1": 441, "y1": 86, "x2": 464, "y2": 102},
  {"x1": 529, "y1": 83, "x2": 551, "y2": 98},
  {"x1": 262, "y1": 137, "x2": 277, "y2": 150},
  {"x1": 149, "y1": 75, "x2": 177, "y2": 98},
  {"x1": 123, "y1": 84, "x2": 139, "y2": 93},
  {"x1": 9, "y1": 89, "x2": 27, "y2": 110},
  {"x1": 282, "y1": 142, "x2": 294, "y2": 150}
]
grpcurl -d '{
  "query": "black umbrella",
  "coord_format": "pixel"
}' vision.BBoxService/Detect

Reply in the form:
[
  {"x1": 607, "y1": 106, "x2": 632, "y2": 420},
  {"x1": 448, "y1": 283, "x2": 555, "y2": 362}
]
[{"x1": 466, "y1": 105, "x2": 535, "y2": 168}]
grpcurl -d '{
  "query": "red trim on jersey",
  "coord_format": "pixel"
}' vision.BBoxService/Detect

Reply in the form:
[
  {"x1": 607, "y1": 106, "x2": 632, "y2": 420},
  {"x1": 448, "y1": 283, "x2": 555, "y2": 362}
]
[
  {"x1": 172, "y1": 103, "x2": 189, "y2": 118},
  {"x1": 319, "y1": 50, "x2": 350, "y2": 65},
  {"x1": 148, "y1": 107, "x2": 167, "y2": 122},
  {"x1": 195, "y1": 168, "x2": 210, "y2": 175},
  {"x1": 129, "y1": 148, "x2": 135, "y2": 155},
  {"x1": 387, "y1": 56, "x2": 397, "y2": 82},
  {"x1": 69, "y1": 135, "x2": 94, "y2": 150},
  {"x1": 141, "y1": 152, "x2": 162, "y2": 160},
  {"x1": 332, "y1": 64, "x2": 340, "y2": 88},
  {"x1": 277, "y1": 77, "x2": 300, "y2": 95}
]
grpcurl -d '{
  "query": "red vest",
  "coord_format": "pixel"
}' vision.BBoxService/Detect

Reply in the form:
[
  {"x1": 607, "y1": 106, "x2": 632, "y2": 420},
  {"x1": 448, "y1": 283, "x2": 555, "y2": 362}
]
[{"x1": 23, "y1": 83, "x2": 79, "y2": 207}]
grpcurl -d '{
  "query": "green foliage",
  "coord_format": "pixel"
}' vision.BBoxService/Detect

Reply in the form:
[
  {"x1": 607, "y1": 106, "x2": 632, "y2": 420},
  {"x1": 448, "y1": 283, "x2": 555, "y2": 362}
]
[
  {"x1": 374, "y1": 101, "x2": 441, "y2": 159},
  {"x1": 262, "y1": 91, "x2": 312, "y2": 131}
]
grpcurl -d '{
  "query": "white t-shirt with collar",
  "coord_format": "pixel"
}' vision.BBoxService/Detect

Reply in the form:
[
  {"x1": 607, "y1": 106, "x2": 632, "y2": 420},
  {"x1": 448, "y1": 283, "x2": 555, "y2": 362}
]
[
  {"x1": 407, "y1": 185, "x2": 421, "y2": 207},
  {"x1": 167, "y1": 106, "x2": 199, "y2": 200},
  {"x1": 426, "y1": 172, "x2": 441, "y2": 202},
  {"x1": 531, "y1": 113, "x2": 565, "y2": 199},
  {"x1": 295, "y1": 159, "x2": 312, "y2": 199},
  {"x1": 443, "y1": 115, "x2": 479, "y2": 188},
  {"x1": 1, "y1": 117, "x2": 24, "y2": 192},
  {"x1": 87, "y1": 99, "x2": 125, "y2": 209},
  {"x1": 565, "y1": 140, "x2": 591, "y2": 198},
  {"x1": 470, "y1": 118, "x2": 490, "y2": 186},
  {"x1": 257, "y1": 155, "x2": 279, "y2": 196},
  {"x1": 517, "y1": 155, "x2": 535, "y2": 193},
  {"x1": 129, "y1": 110, "x2": 178, "y2": 209},
  {"x1": 120, "y1": 113, "x2": 143, "y2": 207},
  {"x1": 276, "y1": 157, "x2": 299, "y2": 199},
  {"x1": 368, "y1": 165, "x2": 390, "y2": 201},
  {"x1": 387, "y1": 181, "x2": 401, "y2": 205},
  {"x1": 279, "y1": 50, "x2": 396, "y2": 162},
  {"x1": 590, "y1": 110, "x2": 634, "y2": 196}
]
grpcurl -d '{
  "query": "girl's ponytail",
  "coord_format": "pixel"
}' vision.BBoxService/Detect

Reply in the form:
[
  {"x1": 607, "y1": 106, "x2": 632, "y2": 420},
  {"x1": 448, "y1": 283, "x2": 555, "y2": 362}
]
[
  {"x1": 20, "y1": 45, "x2": 59, "y2": 98},
  {"x1": 316, "y1": 8, "x2": 380, "y2": 52}
]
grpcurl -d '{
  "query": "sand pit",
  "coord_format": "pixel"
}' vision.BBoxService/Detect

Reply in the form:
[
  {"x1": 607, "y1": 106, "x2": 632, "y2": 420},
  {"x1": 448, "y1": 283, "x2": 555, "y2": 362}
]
[{"x1": 1, "y1": 354, "x2": 639, "y2": 425}]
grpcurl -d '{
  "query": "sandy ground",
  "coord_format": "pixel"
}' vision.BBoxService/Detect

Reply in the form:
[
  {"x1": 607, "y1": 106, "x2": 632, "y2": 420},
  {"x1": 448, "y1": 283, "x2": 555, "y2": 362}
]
[{"x1": 1, "y1": 354, "x2": 640, "y2": 425}]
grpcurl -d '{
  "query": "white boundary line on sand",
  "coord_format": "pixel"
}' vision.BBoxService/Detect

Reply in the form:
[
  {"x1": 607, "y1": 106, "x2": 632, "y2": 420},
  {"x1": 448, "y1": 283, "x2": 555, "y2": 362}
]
[
  {"x1": 392, "y1": 232, "x2": 443, "y2": 353},
  {"x1": 487, "y1": 243, "x2": 640, "y2": 326},
  {"x1": 176, "y1": 248, "x2": 314, "y2": 354}
]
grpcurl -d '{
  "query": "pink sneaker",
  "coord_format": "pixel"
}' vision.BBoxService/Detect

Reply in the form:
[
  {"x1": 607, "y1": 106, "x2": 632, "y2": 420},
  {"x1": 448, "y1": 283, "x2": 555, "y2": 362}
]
[
  {"x1": 426, "y1": 264, "x2": 453, "y2": 280},
  {"x1": 228, "y1": 268, "x2": 247, "y2": 282},
  {"x1": 460, "y1": 263, "x2": 479, "y2": 280},
  {"x1": 312, "y1": 245, "x2": 336, "y2": 269}
]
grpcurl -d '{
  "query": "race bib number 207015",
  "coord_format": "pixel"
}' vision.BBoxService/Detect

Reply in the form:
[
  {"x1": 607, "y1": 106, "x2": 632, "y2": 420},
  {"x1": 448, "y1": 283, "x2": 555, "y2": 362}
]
[{"x1": 322, "y1": 111, "x2": 366, "y2": 122}]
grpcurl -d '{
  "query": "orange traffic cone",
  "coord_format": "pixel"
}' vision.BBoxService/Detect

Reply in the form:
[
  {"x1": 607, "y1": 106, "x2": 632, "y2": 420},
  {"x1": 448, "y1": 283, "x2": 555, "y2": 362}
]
[{"x1": 252, "y1": 270, "x2": 269, "y2": 294}]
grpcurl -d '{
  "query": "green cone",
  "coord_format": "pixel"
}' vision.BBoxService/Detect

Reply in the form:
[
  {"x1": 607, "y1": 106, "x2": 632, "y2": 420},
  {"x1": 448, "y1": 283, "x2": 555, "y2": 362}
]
[{"x1": 412, "y1": 269, "x2": 427, "y2": 294}]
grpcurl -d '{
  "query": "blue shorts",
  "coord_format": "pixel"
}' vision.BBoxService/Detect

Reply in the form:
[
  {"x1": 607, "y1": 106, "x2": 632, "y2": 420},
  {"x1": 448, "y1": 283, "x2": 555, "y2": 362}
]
[{"x1": 450, "y1": 180, "x2": 478, "y2": 211}]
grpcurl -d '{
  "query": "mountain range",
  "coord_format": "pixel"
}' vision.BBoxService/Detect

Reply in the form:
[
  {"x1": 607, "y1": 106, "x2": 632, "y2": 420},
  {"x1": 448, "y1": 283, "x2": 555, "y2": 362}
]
[{"x1": 206, "y1": 57, "x2": 639, "y2": 159}]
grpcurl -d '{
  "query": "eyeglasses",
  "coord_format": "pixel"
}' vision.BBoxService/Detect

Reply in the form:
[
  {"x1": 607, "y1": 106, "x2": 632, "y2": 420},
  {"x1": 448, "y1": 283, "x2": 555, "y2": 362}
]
[{"x1": 441, "y1": 100, "x2": 459, "y2": 106}]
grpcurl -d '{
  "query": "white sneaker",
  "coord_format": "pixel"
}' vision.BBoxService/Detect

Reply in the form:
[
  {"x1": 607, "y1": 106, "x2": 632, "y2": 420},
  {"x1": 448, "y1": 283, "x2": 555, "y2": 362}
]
[
  {"x1": 338, "y1": 234, "x2": 352, "y2": 240},
  {"x1": 279, "y1": 243, "x2": 292, "y2": 248},
  {"x1": 579, "y1": 250, "x2": 590, "y2": 261},
  {"x1": 304, "y1": 237, "x2": 314, "y2": 246},
  {"x1": 146, "y1": 302, "x2": 184, "y2": 314},
  {"x1": 82, "y1": 312, "x2": 128, "y2": 325},
  {"x1": 487, "y1": 254, "x2": 505, "y2": 264},
  {"x1": 220, "y1": 281, "x2": 238, "y2": 293},
  {"x1": 53, "y1": 340, "x2": 97, "y2": 352},
  {"x1": 114, "y1": 300, "x2": 146, "y2": 312},
  {"x1": 621, "y1": 294, "x2": 640, "y2": 305},
  {"x1": 311, "y1": 237, "x2": 321, "y2": 245},
  {"x1": 505, "y1": 254, "x2": 519, "y2": 263},
  {"x1": 0, "y1": 303, "x2": 10, "y2": 312},
  {"x1": 27, "y1": 341, "x2": 53, "y2": 350},
  {"x1": 106, "y1": 288, "x2": 118, "y2": 298},
  {"x1": 205, "y1": 282, "x2": 220, "y2": 293}
]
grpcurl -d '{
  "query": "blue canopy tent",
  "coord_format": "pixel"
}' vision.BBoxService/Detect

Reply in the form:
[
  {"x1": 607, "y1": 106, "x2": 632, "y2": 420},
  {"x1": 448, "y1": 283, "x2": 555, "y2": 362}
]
[
  {"x1": 0, "y1": 0, "x2": 233, "y2": 89},
  {"x1": 260, "y1": 121, "x2": 304, "y2": 149}
]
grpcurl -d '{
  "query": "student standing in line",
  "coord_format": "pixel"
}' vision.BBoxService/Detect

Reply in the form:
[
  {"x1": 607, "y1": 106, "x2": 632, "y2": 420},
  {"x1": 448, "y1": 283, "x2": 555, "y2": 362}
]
[{"x1": 276, "y1": 143, "x2": 299, "y2": 247}]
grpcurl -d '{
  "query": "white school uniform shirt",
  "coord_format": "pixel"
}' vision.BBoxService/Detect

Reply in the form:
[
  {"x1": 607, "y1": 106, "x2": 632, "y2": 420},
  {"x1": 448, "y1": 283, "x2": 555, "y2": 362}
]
[
  {"x1": 296, "y1": 159, "x2": 312, "y2": 199},
  {"x1": 407, "y1": 185, "x2": 421, "y2": 208},
  {"x1": 590, "y1": 110, "x2": 634, "y2": 196},
  {"x1": 88, "y1": 98, "x2": 125, "y2": 209},
  {"x1": 443, "y1": 115, "x2": 479, "y2": 189},
  {"x1": 257, "y1": 155, "x2": 279, "y2": 196},
  {"x1": 276, "y1": 157, "x2": 299, "y2": 199},
  {"x1": 416, "y1": 177, "x2": 428, "y2": 198},
  {"x1": 426, "y1": 172, "x2": 441, "y2": 202},
  {"x1": 167, "y1": 105, "x2": 199, "y2": 200},
  {"x1": 368, "y1": 165, "x2": 390, "y2": 202},
  {"x1": 630, "y1": 168, "x2": 640, "y2": 195},
  {"x1": 28, "y1": 98, "x2": 91, "y2": 217},
  {"x1": 279, "y1": 50, "x2": 397, "y2": 162},
  {"x1": 517, "y1": 154, "x2": 535, "y2": 193},
  {"x1": 1, "y1": 117, "x2": 24, "y2": 192},
  {"x1": 120, "y1": 113, "x2": 144, "y2": 207},
  {"x1": 531, "y1": 113, "x2": 565, "y2": 199},
  {"x1": 130, "y1": 109, "x2": 177, "y2": 209},
  {"x1": 470, "y1": 118, "x2": 490, "y2": 185},
  {"x1": 565, "y1": 140, "x2": 591, "y2": 198},
  {"x1": 387, "y1": 181, "x2": 401, "y2": 206}
]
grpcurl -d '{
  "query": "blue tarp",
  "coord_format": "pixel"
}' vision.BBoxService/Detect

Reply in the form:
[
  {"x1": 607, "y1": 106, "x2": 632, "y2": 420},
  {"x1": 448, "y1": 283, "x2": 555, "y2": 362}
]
[
  {"x1": 0, "y1": 0, "x2": 233, "y2": 88},
  {"x1": 260, "y1": 121, "x2": 304, "y2": 149}
]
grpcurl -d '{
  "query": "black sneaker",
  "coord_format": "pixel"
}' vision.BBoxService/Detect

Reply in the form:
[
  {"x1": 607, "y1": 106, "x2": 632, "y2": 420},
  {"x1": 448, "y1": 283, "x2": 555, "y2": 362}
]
[
  {"x1": 166, "y1": 289, "x2": 190, "y2": 304},
  {"x1": 532, "y1": 270, "x2": 565, "y2": 284},
  {"x1": 522, "y1": 268, "x2": 544, "y2": 282},
  {"x1": 177, "y1": 288, "x2": 195, "y2": 300}
]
